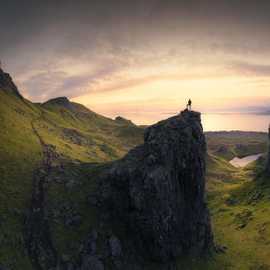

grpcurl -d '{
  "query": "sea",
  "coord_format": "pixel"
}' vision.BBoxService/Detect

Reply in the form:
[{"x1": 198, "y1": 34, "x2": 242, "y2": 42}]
[
  {"x1": 202, "y1": 113, "x2": 270, "y2": 132},
  {"x1": 116, "y1": 112, "x2": 270, "y2": 132}
]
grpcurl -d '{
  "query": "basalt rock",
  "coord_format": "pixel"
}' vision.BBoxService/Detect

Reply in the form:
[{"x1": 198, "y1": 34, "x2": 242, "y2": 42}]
[{"x1": 99, "y1": 110, "x2": 213, "y2": 262}]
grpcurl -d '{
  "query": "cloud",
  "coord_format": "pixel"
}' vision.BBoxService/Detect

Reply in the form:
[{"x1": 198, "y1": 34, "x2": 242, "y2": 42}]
[
  {"x1": 20, "y1": 72, "x2": 95, "y2": 101},
  {"x1": 18, "y1": 61, "x2": 129, "y2": 101},
  {"x1": 20, "y1": 71, "x2": 67, "y2": 101},
  {"x1": 230, "y1": 61, "x2": 270, "y2": 77},
  {"x1": 2, "y1": 0, "x2": 270, "y2": 104}
]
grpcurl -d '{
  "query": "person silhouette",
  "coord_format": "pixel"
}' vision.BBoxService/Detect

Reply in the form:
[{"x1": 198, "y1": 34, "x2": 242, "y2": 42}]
[{"x1": 187, "y1": 99, "x2": 192, "y2": 111}]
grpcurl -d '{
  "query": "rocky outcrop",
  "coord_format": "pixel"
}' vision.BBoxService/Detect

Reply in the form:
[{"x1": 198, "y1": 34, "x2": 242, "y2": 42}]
[
  {"x1": 115, "y1": 116, "x2": 135, "y2": 126},
  {"x1": 0, "y1": 68, "x2": 22, "y2": 98},
  {"x1": 99, "y1": 110, "x2": 213, "y2": 263},
  {"x1": 43, "y1": 96, "x2": 73, "y2": 109}
]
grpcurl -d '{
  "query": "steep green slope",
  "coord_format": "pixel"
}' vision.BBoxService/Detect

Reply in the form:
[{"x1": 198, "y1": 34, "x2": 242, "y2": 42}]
[
  {"x1": 0, "y1": 71, "x2": 144, "y2": 269},
  {"x1": 0, "y1": 90, "x2": 42, "y2": 268},
  {"x1": 183, "y1": 154, "x2": 270, "y2": 270},
  {"x1": 40, "y1": 97, "x2": 144, "y2": 162}
]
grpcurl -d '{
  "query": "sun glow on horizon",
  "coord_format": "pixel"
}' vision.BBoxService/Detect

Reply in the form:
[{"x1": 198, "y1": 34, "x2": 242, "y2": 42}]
[{"x1": 72, "y1": 74, "x2": 270, "y2": 125}]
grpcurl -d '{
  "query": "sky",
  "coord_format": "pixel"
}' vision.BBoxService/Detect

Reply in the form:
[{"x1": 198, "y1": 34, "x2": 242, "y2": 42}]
[{"x1": 1, "y1": 0, "x2": 270, "y2": 124}]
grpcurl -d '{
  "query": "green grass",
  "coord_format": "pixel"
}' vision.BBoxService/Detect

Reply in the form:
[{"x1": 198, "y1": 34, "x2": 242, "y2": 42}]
[
  {"x1": 194, "y1": 156, "x2": 270, "y2": 270},
  {"x1": 206, "y1": 131, "x2": 268, "y2": 160},
  {"x1": 0, "y1": 91, "x2": 42, "y2": 269},
  {"x1": 0, "y1": 90, "x2": 143, "y2": 269},
  {"x1": 46, "y1": 162, "x2": 107, "y2": 258}
]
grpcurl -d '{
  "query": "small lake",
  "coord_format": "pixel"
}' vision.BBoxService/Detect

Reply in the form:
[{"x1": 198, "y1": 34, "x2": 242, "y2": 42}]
[{"x1": 229, "y1": 153, "x2": 263, "y2": 168}]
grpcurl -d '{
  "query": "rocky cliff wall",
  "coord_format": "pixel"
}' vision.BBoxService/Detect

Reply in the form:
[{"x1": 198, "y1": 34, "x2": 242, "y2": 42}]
[{"x1": 99, "y1": 110, "x2": 213, "y2": 263}]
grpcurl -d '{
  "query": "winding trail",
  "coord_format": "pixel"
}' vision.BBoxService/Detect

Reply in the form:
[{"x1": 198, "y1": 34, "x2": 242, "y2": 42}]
[{"x1": 25, "y1": 117, "x2": 59, "y2": 270}]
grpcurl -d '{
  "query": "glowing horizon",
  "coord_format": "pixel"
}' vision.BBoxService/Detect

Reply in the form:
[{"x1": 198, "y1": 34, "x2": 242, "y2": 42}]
[{"x1": 71, "y1": 74, "x2": 270, "y2": 125}]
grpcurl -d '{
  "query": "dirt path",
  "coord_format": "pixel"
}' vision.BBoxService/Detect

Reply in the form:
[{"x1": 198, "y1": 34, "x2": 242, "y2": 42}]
[{"x1": 25, "y1": 118, "x2": 59, "y2": 270}]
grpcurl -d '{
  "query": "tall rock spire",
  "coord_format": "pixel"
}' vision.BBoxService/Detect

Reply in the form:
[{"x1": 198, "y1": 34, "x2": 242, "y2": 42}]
[{"x1": 99, "y1": 110, "x2": 213, "y2": 262}]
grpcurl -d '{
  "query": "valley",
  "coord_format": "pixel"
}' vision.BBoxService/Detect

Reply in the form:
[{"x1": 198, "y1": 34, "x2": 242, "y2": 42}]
[{"x1": 202, "y1": 155, "x2": 270, "y2": 269}]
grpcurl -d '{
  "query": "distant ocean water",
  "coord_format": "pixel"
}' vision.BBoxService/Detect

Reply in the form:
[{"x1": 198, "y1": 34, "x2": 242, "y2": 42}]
[
  {"x1": 202, "y1": 113, "x2": 270, "y2": 132},
  {"x1": 116, "y1": 111, "x2": 270, "y2": 132}
]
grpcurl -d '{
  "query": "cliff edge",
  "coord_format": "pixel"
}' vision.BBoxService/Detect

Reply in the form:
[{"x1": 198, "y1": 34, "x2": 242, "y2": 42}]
[{"x1": 99, "y1": 110, "x2": 213, "y2": 263}]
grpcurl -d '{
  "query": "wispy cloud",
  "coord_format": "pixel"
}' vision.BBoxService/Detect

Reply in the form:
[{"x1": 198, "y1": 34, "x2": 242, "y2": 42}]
[
  {"x1": 2, "y1": 0, "x2": 270, "y2": 113},
  {"x1": 230, "y1": 61, "x2": 270, "y2": 77}
]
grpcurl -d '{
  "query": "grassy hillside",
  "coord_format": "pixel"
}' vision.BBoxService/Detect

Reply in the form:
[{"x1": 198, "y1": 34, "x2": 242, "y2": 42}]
[
  {"x1": 0, "y1": 89, "x2": 143, "y2": 269},
  {"x1": 0, "y1": 90, "x2": 42, "y2": 268},
  {"x1": 182, "y1": 154, "x2": 270, "y2": 270},
  {"x1": 39, "y1": 97, "x2": 144, "y2": 162}
]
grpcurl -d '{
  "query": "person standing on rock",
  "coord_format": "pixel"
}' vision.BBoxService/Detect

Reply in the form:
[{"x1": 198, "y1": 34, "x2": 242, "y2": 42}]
[{"x1": 187, "y1": 99, "x2": 192, "y2": 111}]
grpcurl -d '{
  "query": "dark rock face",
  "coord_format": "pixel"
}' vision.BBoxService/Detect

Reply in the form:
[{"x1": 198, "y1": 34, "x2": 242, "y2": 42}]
[
  {"x1": 0, "y1": 68, "x2": 22, "y2": 97},
  {"x1": 100, "y1": 110, "x2": 213, "y2": 262}
]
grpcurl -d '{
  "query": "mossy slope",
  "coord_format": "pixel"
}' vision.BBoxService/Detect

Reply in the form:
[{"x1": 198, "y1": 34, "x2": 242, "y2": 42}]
[{"x1": 0, "y1": 88, "x2": 143, "y2": 269}]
